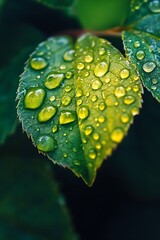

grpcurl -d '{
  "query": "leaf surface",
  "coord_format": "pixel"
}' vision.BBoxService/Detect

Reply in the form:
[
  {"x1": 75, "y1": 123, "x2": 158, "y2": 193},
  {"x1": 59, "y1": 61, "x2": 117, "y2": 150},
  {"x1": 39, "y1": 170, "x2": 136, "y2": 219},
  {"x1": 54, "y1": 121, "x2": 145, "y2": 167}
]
[
  {"x1": 17, "y1": 34, "x2": 142, "y2": 185},
  {"x1": 123, "y1": 0, "x2": 160, "y2": 101}
]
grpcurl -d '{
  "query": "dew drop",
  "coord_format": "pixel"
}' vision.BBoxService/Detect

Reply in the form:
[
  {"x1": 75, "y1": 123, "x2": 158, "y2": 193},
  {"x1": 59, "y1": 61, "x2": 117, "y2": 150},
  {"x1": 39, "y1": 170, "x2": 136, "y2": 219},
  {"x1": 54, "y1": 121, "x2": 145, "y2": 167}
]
[
  {"x1": 105, "y1": 95, "x2": 117, "y2": 107},
  {"x1": 38, "y1": 106, "x2": 57, "y2": 122},
  {"x1": 99, "y1": 48, "x2": 105, "y2": 55},
  {"x1": 148, "y1": 0, "x2": 160, "y2": 12},
  {"x1": 92, "y1": 95, "x2": 98, "y2": 102},
  {"x1": 50, "y1": 96, "x2": 56, "y2": 102},
  {"x1": 99, "y1": 102, "x2": 106, "y2": 111},
  {"x1": 143, "y1": 61, "x2": 156, "y2": 73},
  {"x1": 63, "y1": 49, "x2": 75, "y2": 61},
  {"x1": 84, "y1": 125, "x2": 93, "y2": 136},
  {"x1": 152, "y1": 78, "x2": 158, "y2": 84},
  {"x1": 124, "y1": 95, "x2": 135, "y2": 105},
  {"x1": 151, "y1": 85, "x2": 157, "y2": 90},
  {"x1": 30, "y1": 57, "x2": 47, "y2": 70},
  {"x1": 77, "y1": 99, "x2": 83, "y2": 106},
  {"x1": 24, "y1": 87, "x2": 46, "y2": 109},
  {"x1": 37, "y1": 135, "x2": 56, "y2": 152},
  {"x1": 63, "y1": 153, "x2": 68, "y2": 158},
  {"x1": 76, "y1": 89, "x2": 82, "y2": 97},
  {"x1": 94, "y1": 62, "x2": 109, "y2": 77},
  {"x1": 52, "y1": 124, "x2": 58, "y2": 133},
  {"x1": 120, "y1": 69, "x2": 130, "y2": 79},
  {"x1": 92, "y1": 79, "x2": 103, "y2": 90},
  {"x1": 65, "y1": 86, "x2": 72, "y2": 92},
  {"x1": 77, "y1": 62, "x2": 85, "y2": 70},
  {"x1": 134, "y1": 41, "x2": 140, "y2": 48},
  {"x1": 115, "y1": 86, "x2": 126, "y2": 98},
  {"x1": 133, "y1": 85, "x2": 139, "y2": 92},
  {"x1": 44, "y1": 72, "x2": 64, "y2": 89},
  {"x1": 59, "y1": 111, "x2": 77, "y2": 124},
  {"x1": 121, "y1": 113, "x2": 130, "y2": 123},
  {"x1": 84, "y1": 55, "x2": 93, "y2": 63},
  {"x1": 61, "y1": 96, "x2": 72, "y2": 106},
  {"x1": 136, "y1": 50, "x2": 145, "y2": 60},
  {"x1": 98, "y1": 116, "x2": 105, "y2": 123},
  {"x1": 96, "y1": 143, "x2": 102, "y2": 150},
  {"x1": 93, "y1": 133, "x2": 100, "y2": 141},
  {"x1": 60, "y1": 65, "x2": 66, "y2": 70},
  {"x1": 78, "y1": 106, "x2": 89, "y2": 120},
  {"x1": 88, "y1": 149, "x2": 97, "y2": 160},
  {"x1": 131, "y1": 107, "x2": 139, "y2": 116},
  {"x1": 65, "y1": 71, "x2": 73, "y2": 79},
  {"x1": 111, "y1": 128, "x2": 124, "y2": 143}
]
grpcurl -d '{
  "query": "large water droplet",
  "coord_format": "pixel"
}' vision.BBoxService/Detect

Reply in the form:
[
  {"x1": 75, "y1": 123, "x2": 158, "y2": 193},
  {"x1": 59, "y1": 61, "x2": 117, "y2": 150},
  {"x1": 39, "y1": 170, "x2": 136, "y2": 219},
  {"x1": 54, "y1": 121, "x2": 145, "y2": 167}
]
[
  {"x1": 124, "y1": 95, "x2": 135, "y2": 105},
  {"x1": 44, "y1": 72, "x2": 64, "y2": 89},
  {"x1": 88, "y1": 149, "x2": 97, "y2": 159},
  {"x1": 148, "y1": 0, "x2": 160, "y2": 12},
  {"x1": 84, "y1": 55, "x2": 93, "y2": 63},
  {"x1": 37, "y1": 135, "x2": 56, "y2": 152},
  {"x1": 111, "y1": 128, "x2": 124, "y2": 143},
  {"x1": 78, "y1": 106, "x2": 89, "y2": 120},
  {"x1": 24, "y1": 87, "x2": 46, "y2": 109},
  {"x1": 63, "y1": 49, "x2": 75, "y2": 61},
  {"x1": 38, "y1": 106, "x2": 57, "y2": 122},
  {"x1": 115, "y1": 86, "x2": 126, "y2": 98},
  {"x1": 142, "y1": 61, "x2": 156, "y2": 73},
  {"x1": 61, "y1": 96, "x2": 72, "y2": 106},
  {"x1": 94, "y1": 62, "x2": 109, "y2": 77},
  {"x1": 92, "y1": 79, "x2": 103, "y2": 90},
  {"x1": 59, "y1": 111, "x2": 77, "y2": 125},
  {"x1": 120, "y1": 69, "x2": 130, "y2": 79},
  {"x1": 30, "y1": 57, "x2": 47, "y2": 70},
  {"x1": 84, "y1": 125, "x2": 93, "y2": 136},
  {"x1": 136, "y1": 50, "x2": 145, "y2": 60}
]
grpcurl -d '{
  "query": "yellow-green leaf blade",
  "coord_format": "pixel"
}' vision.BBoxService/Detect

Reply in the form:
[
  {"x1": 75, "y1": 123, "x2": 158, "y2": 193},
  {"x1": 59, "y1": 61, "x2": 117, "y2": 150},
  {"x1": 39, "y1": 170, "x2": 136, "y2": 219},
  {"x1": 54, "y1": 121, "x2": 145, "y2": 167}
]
[{"x1": 74, "y1": 34, "x2": 143, "y2": 179}]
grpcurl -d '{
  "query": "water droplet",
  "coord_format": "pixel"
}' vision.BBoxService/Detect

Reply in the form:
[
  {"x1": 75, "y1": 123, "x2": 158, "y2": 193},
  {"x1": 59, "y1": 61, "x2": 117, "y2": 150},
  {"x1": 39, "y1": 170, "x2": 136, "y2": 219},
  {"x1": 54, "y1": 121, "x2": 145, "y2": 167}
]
[
  {"x1": 136, "y1": 50, "x2": 145, "y2": 60},
  {"x1": 99, "y1": 102, "x2": 106, "y2": 111},
  {"x1": 30, "y1": 57, "x2": 47, "y2": 70},
  {"x1": 92, "y1": 95, "x2": 98, "y2": 102},
  {"x1": 143, "y1": 61, "x2": 156, "y2": 73},
  {"x1": 60, "y1": 65, "x2": 66, "y2": 70},
  {"x1": 88, "y1": 149, "x2": 97, "y2": 159},
  {"x1": 121, "y1": 113, "x2": 130, "y2": 123},
  {"x1": 38, "y1": 106, "x2": 57, "y2": 122},
  {"x1": 52, "y1": 124, "x2": 58, "y2": 133},
  {"x1": 120, "y1": 69, "x2": 130, "y2": 79},
  {"x1": 96, "y1": 143, "x2": 101, "y2": 150},
  {"x1": 65, "y1": 71, "x2": 73, "y2": 79},
  {"x1": 111, "y1": 128, "x2": 124, "y2": 143},
  {"x1": 77, "y1": 62, "x2": 85, "y2": 70},
  {"x1": 63, "y1": 49, "x2": 75, "y2": 61},
  {"x1": 84, "y1": 71, "x2": 90, "y2": 77},
  {"x1": 133, "y1": 85, "x2": 139, "y2": 92},
  {"x1": 99, "y1": 48, "x2": 105, "y2": 55},
  {"x1": 78, "y1": 106, "x2": 89, "y2": 120},
  {"x1": 115, "y1": 86, "x2": 126, "y2": 98},
  {"x1": 98, "y1": 116, "x2": 105, "y2": 123},
  {"x1": 131, "y1": 107, "x2": 139, "y2": 116},
  {"x1": 152, "y1": 78, "x2": 158, "y2": 84},
  {"x1": 93, "y1": 133, "x2": 100, "y2": 141},
  {"x1": 74, "y1": 160, "x2": 80, "y2": 165},
  {"x1": 63, "y1": 153, "x2": 68, "y2": 158},
  {"x1": 50, "y1": 96, "x2": 56, "y2": 102},
  {"x1": 65, "y1": 86, "x2": 72, "y2": 92},
  {"x1": 24, "y1": 87, "x2": 46, "y2": 109},
  {"x1": 84, "y1": 125, "x2": 93, "y2": 136},
  {"x1": 105, "y1": 95, "x2": 117, "y2": 106},
  {"x1": 61, "y1": 96, "x2": 72, "y2": 106},
  {"x1": 148, "y1": 0, "x2": 160, "y2": 12},
  {"x1": 92, "y1": 79, "x2": 103, "y2": 90},
  {"x1": 134, "y1": 41, "x2": 140, "y2": 48},
  {"x1": 124, "y1": 95, "x2": 135, "y2": 105},
  {"x1": 77, "y1": 99, "x2": 83, "y2": 106},
  {"x1": 44, "y1": 72, "x2": 64, "y2": 89},
  {"x1": 76, "y1": 89, "x2": 82, "y2": 97},
  {"x1": 104, "y1": 77, "x2": 111, "y2": 83},
  {"x1": 84, "y1": 55, "x2": 93, "y2": 63},
  {"x1": 94, "y1": 62, "x2": 109, "y2": 77},
  {"x1": 59, "y1": 111, "x2": 77, "y2": 124},
  {"x1": 151, "y1": 85, "x2": 157, "y2": 90},
  {"x1": 37, "y1": 135, "x2": 56, "y2": 152}
]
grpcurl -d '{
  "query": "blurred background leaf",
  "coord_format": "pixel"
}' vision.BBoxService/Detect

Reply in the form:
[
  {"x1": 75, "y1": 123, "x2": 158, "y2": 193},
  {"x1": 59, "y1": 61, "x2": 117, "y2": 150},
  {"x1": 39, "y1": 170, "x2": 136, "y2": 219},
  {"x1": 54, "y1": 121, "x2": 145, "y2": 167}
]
[
  {"x1": 0, "y1": 154, "x2": 77, "y2": 240},
  {"x1": 35, "y1": 0, "x2": 76, "y2": 9}
]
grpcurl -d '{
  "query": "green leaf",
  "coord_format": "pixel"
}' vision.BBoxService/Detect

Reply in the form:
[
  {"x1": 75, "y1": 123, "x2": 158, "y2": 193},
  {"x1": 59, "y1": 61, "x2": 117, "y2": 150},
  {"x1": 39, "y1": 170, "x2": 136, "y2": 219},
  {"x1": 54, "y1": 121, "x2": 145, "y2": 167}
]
[
  {"x1": 17, "y1": 34, "x2": 142, "y2": 186},
  {"x1": 74, "y1": 0, "x2": 129, "y2": 30},
  {"x1": 35, "y1": 0, "x2": 75, "y2": 9},
  {"x1": 123, "y1": 0, "x2": 160, "y2": 101},
  {"x1": 0, "y1": 154, "x2": 77, "y2": 240}
]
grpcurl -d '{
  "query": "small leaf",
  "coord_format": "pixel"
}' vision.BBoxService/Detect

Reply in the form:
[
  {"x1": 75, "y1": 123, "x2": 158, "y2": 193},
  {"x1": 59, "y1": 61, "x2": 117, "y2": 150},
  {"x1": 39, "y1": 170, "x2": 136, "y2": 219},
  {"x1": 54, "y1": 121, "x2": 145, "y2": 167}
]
[
  {"x1": 17, "y1": 34, "x2": 142, "y2": 186},
  {"x1": 0, "y1": 155, "x2": 77, "y2": 240},
  {"x1": 123, "y1": 0, "x2": 160, "y2": 101},
  {"x1": 36, "y1": 0, "x2": 75, "y2": 9}
]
